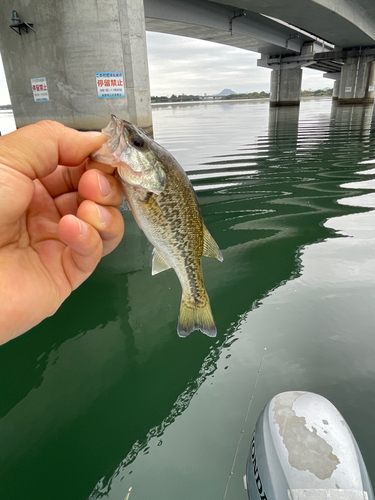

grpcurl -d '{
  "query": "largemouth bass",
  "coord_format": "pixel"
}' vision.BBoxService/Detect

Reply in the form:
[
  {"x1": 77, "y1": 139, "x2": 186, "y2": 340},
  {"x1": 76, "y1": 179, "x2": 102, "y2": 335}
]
[{"x1": 92, "y1": 115, "x2": 223, "y2": 337}]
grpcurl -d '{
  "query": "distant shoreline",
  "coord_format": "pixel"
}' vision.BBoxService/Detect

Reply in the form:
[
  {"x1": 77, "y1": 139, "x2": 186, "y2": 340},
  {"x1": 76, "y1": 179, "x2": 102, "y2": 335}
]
[
  {"x1": 152, "y1": 96, "x2": 332, "y2": 107},
  {"x1": 0, "y1": 95, "x2": 333, "y2": 113},
  {"x1": 152, "y1": 98, "x2": 269, "y2": 107}
]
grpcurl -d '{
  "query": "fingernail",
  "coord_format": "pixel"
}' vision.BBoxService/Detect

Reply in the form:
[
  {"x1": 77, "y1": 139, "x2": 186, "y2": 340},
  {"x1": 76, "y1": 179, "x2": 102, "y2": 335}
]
[
  {"x1": 78, "y1": 218, "x2": 89, "y2": 236},
  {"x1": 82, "y1": 131, "x2": 103, "y2": 137},
  {"x1": 97, "y1": 173, "x2": 111, "y2": 196},
  {"x1": 96, "y1": 204, "x2": 110, "y2": 225}
]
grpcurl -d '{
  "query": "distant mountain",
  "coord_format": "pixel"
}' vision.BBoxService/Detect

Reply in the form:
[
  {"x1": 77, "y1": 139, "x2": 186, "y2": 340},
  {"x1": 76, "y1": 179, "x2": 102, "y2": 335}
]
[{"x1": 217, "y1": 89, "x2": 237, "y2": 96}]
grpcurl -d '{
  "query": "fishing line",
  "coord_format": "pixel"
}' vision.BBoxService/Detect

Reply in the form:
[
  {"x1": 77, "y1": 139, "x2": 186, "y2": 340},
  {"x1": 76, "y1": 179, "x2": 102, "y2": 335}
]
[{"x1": 222, "y1": 347, "x2": 267, "y2": 500}]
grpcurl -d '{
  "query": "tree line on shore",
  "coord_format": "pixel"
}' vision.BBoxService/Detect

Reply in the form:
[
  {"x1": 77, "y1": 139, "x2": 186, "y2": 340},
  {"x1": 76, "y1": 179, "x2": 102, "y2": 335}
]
[
  {"x1": 301, "y1": 88, "x2": 333, "y2": 97},
  {"x1": 151, "y1": 91, "x2": 270, "y2": 103},
  {"x1": 0, "y1": 88, "x2": 333, "y2": 111},
  {"x1": 151, "y1": 88, "x2": 332, "y2": 103}
]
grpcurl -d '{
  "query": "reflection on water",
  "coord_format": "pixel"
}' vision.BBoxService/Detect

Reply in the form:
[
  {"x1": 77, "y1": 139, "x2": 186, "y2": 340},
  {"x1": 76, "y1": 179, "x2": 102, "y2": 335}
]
[{"x1": 1, "y1": 99, "x2": 375, "y2": 499}]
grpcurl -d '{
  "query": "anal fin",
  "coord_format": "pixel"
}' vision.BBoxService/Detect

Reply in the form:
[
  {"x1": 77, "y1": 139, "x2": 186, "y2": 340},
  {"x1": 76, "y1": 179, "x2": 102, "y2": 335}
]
[{"x1": 152, "y1": 248, "x2": 172, "y2": 276}]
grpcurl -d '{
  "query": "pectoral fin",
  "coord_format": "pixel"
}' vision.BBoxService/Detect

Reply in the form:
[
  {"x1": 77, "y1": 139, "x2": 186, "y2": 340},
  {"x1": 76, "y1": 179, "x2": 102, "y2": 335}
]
[
  {"x1": 152, "y1": 248, "x2": 172, "y2": 275},
  {"x1": 203, "y1": 225, "x2": 224, "y2": 262}
]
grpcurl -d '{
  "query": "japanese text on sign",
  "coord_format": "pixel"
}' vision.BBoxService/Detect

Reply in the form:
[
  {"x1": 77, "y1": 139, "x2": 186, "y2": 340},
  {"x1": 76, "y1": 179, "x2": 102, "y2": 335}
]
[
  {"x1": 95, "y1": 72, "x2": 125, "y2": 98},
  {"x1": 31, "y1": 77, "x2": 49, "y2": 102}
]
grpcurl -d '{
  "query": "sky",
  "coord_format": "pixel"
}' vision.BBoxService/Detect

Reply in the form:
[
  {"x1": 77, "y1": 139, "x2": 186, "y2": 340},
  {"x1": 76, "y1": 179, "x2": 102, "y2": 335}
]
[
  {"x1": 0, "y1": 32, "x2": 332, "y2": 105},
  {"x1": 146, "y1": 32, "x2": 332, "y2": 96}
]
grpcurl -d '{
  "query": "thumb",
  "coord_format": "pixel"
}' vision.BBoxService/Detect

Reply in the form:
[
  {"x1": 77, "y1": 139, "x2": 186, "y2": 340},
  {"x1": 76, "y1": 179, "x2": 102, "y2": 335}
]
[
  {"x1": 0, "y1": 120, "x2": 105, "y2": 180},
  {"x1": 0, "y1": 121, "x2": 106, "y2": 242},
  {"x1": 0, "y1": 163, "x2": 35, "y2": 242}
]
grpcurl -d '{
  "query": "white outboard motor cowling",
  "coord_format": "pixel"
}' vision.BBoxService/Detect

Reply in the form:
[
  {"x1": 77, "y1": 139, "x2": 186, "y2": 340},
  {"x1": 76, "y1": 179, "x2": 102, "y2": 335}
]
[{"x1": 246, "y1": 391, "x2": 374, "y2": 500}]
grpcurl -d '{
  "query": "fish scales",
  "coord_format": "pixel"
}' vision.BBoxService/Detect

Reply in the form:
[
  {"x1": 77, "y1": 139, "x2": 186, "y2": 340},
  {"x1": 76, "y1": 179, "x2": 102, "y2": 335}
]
[
  {"x1": 92, "y1": 115, "x2": 223, "y2": 337},
  {"x1": 125, "y1": 150, "x2": 207, "y2": 311}
]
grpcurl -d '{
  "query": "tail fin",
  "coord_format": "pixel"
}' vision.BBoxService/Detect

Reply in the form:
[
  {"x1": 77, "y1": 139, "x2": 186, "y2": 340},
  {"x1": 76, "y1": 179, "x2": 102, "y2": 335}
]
[{"x1": 177, "y1": 292, "x2": 217, "y2": 338}]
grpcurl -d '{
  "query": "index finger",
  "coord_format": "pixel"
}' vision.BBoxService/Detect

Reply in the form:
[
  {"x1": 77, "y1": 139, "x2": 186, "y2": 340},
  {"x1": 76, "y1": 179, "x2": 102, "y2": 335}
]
[{"x1": 0, "y1": 120, "x2": 106, "y2": 180}]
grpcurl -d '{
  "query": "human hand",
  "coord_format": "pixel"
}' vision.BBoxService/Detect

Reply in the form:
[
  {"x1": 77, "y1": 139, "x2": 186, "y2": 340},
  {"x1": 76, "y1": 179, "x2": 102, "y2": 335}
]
[{"x1": 0, "y1": 120, "x2": 125, "y2": 345}]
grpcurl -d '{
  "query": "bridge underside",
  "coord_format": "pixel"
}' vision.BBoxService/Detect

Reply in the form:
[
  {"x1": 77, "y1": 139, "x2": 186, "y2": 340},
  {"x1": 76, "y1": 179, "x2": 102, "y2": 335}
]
[
  {"x1": 144, "y1": 0, "x2": 375, "y2": 53},
  {"x1": 146, "y1": 18, "x2": 282, "y2": 55},
  {"x1": 144, "y1": 0, "x2": 316, "y2": 57},
  {"x1": 205, "y1": 0, "x2": 375, "y2": 48},
  {"x1": 145, "y1": 0, "x2": 375, "y2": 107}
]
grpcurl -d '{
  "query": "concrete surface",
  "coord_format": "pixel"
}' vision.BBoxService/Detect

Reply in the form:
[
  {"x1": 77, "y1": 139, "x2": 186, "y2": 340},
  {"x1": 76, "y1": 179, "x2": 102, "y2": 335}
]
[
  {"x1": 0, "y1": 0, "x2": 152, "y2": 133},
  {"x1": 338, "y1": 57, "x2": 375, "y2": 104},
  {"x1": 270, "y1": 68, "x2": 302, "y2": 106}
]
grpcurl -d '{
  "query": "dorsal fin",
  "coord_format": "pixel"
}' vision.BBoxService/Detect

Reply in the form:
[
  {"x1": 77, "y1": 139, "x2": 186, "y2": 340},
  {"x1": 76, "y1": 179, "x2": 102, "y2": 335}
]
[
  {"x1": 203, "y1": 225, "x2": 224, "y2": 262},
  {"x1": 152, "y1": 248, "x2": 172, "y2": 275}
]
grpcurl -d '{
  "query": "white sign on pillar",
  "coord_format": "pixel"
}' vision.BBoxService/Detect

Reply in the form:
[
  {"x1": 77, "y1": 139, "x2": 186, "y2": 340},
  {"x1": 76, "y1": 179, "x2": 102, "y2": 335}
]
[
  {"x1": 95, "y1": 72, "x2": 125, "y2": 98},
  {"x1": 31, "y1": 77, "x2": 49, "y2": 102}
]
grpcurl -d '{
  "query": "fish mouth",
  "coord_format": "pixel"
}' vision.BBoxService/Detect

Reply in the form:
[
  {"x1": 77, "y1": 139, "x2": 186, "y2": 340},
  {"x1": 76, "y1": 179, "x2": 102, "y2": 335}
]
[
  {"x1": 103, "y1": 115, "x2": 141, "y2": 143},
  {"x1": 101, "y1": 115, "x2": 146, "y2": 162},
  {"x1": 100, "y1": 116, "x2": 165, "y2": 195},
  {"x1": 105, "y1": 115, "x2": 130, "y2": 153},
  {"x1": 102, "y1": 114, "x2": 123, "y2": 139},
  {"x1": 91, "y1": 115, "x2": 130, "y2": 164},
  {"x1": 92, "y1": 115, "x2": 165, "y2": 195}
]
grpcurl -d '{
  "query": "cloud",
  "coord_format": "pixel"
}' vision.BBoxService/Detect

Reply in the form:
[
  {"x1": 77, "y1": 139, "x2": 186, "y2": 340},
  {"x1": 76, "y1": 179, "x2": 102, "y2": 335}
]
[
  {"x1": 146, "y1": 32, "x2": 271, "y2": 95},
  {"x1": 145, "y1": 32, "x2": 332, "y2": 96}
]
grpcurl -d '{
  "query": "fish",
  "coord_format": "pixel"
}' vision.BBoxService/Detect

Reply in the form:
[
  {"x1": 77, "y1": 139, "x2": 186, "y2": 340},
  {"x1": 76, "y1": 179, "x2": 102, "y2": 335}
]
[{"x1": 92, "y1": 115, "x2": 223, "y2": 337}]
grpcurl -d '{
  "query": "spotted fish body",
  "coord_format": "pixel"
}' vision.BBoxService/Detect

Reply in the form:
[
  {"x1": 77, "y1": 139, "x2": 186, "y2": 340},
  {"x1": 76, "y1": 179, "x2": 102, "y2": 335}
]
[{"x1": 92, "y1": 115, "x2": 223, "y2": 337}]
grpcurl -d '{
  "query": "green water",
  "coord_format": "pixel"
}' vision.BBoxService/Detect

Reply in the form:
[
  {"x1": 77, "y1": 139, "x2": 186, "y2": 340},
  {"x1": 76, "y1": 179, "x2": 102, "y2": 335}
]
[{"x1": 1, "y1": 99, "x2": 375, "y2": 499}]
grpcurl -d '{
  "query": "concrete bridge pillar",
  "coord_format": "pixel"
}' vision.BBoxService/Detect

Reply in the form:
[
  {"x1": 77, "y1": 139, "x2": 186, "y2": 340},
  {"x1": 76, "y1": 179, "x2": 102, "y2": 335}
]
[
  {"x1": 323, "y1": 72, "x2": 341, "y2": 101},
  {"x1": 338, "y1": 55, "x2": 375, "y2": 105},
  {"x1": 0, "y1": 0, "x2": 153, "y2": 134},
  {"x1": 332, "y1": 79, "x2": 340, "y2": 100},
  {"x1": 270, "y1": 68, "x2": 302, "y2": 107}
]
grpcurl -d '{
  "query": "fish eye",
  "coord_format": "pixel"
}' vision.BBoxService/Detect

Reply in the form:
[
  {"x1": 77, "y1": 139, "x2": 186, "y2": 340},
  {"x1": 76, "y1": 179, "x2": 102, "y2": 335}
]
[{"x1": 132, "y1": 136, "x2": 144, "y2": 148}]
